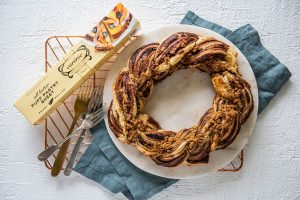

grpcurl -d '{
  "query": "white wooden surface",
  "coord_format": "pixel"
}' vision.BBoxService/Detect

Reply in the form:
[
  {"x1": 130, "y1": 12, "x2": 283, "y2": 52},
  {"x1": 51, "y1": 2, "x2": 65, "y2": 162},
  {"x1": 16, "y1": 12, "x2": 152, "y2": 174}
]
[{"x1": 1, "y1": 0, "x2": 300, "y2": 200}]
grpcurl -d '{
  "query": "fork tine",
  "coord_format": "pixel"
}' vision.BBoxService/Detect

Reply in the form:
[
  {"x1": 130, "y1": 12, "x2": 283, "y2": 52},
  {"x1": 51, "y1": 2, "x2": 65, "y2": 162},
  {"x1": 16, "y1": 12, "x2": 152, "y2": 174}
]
[
  {"x1": 79, "y1": 82, "x2": 93, "y2": 101},
  {"x1": 91, "y1": 87, "x2": 103, "y2": 112},
  {"x1": 85, "y1": 86, "x2": 93, "y2": 102},
  {"x1": 98, "y1": 87, "x2": 104, "y2": 105},
  {"x1": 77, "y1": 87, "x2": 84, "y2": 100},
  {"x1": 90, "y1": 106, "x2": 108, "y2": 122},
  {"x1": 87, "y1": 87, "x2": 98, "y2": 112},
  {"x1": 90, "y1": 111, "x2": 106, "y2": 126},
  {"x1": 91, "y1": 105, "x2": 107, "y2": 118},
  {"x1": 91, "y1": 110, "x2": 106, "y2": 122},
  {"x1": 78, "y1": 82, "x2": 88, "y2": 100},
  {"x1": 90, "y1": 87, "x2": 99, "y2": 111},
  {"x1": 91, "y1": 115, "x2": 105, "y2": 127}
]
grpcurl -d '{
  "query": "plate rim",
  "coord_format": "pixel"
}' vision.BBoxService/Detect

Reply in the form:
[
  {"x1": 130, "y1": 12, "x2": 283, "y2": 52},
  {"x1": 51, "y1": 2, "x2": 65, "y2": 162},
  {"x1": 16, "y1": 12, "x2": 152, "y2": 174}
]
[{"x1": 103, "y1": 24, "x2": 258, "y2": 179}]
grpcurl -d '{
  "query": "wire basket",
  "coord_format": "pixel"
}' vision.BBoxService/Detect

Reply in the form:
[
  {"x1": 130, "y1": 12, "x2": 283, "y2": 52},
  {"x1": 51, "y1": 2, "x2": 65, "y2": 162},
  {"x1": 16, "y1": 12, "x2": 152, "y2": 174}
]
[{"x1": 43, "y1": 35, "x2": 243, "y2": 172}]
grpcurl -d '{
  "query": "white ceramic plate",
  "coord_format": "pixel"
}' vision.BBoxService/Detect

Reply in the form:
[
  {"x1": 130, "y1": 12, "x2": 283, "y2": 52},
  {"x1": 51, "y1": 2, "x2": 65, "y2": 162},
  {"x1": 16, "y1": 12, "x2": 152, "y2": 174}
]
[{"x1": 103, "y1": 25, "x2": 258, "y2": 179}]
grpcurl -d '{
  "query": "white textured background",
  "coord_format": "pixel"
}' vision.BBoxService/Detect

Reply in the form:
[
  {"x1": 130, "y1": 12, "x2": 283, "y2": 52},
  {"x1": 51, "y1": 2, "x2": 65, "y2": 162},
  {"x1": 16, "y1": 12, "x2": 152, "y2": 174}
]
[{"x1": 1, "y1": 0, "x2": 300, "y2": 200}]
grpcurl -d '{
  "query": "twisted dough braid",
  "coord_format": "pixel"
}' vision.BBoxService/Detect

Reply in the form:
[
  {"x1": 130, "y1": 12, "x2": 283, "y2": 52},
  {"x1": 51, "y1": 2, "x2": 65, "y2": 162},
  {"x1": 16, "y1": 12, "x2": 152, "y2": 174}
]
[{"x1": 108, "y1": 32, "x2": 254, "y2": 167}]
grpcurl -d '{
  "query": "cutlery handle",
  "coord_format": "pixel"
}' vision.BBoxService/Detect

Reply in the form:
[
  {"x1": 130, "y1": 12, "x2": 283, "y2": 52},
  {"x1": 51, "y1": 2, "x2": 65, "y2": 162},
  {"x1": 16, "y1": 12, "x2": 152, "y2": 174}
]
[
  {"x1": 64, "y1": 130, "x2": 86, "y2": 176},
  {"x1": 38, "y1": 145, "x2": 59, "y2": 161},
  {"x1": 38, "y1": 128, "x2": 82, "y2": 161},
  {"x1": 51, "y1": 116, "x2": 78, "y2": 177}
]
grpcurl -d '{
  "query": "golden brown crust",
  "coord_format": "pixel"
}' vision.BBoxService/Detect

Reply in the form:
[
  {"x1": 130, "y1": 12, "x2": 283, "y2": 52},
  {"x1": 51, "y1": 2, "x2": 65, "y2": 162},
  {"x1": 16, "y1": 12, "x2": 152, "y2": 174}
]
[{"x1": 108, "y1": 32, "x2": 254, "y2": 167}]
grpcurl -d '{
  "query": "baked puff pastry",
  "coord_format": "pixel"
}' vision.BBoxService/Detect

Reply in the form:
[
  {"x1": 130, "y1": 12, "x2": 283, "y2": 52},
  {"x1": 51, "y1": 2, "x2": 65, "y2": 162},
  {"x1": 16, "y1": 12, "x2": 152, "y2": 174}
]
[{"x1": 108, "y1": 32, "x2": 254, "y2": 167}]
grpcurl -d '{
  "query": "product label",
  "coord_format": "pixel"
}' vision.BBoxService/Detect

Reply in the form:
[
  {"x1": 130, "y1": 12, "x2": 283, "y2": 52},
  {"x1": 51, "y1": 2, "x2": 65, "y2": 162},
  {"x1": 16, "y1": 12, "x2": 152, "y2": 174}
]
[{"x1": 58, "y1": 45, "x2": 92, "y2": 78}]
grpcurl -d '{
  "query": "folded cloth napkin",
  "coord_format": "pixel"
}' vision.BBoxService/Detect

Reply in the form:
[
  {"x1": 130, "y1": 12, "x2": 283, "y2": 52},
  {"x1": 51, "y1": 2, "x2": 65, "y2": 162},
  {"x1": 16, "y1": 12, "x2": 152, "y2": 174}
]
[{"x1": 74, "y1": 11, "x2": 292, "y2": 200}]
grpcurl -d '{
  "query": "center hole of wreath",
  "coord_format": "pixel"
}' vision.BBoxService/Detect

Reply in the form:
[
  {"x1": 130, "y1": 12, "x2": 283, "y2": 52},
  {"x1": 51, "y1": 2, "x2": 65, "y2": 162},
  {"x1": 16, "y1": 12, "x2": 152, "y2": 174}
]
[{"x1": 143, "y1": 68, "x2": 215, "y2": 132}]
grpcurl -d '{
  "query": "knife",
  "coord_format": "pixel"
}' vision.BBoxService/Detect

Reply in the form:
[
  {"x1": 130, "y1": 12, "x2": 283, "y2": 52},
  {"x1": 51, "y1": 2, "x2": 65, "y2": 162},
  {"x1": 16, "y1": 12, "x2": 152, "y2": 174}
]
[{"x1": 63, "y1": 129, "x2": 87, "y2": 176}]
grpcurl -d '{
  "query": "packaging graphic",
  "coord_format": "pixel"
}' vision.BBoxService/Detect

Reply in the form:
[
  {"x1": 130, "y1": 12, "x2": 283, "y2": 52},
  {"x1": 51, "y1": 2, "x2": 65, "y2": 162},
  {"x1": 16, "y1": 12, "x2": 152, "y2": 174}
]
[{"x1": 15, "y1": 3, "x2": 140, "y2": 124}]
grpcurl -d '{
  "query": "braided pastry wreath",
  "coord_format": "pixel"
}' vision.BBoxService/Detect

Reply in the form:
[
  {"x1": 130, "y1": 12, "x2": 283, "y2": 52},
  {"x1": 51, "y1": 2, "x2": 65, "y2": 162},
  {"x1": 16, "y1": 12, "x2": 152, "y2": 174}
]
[{"x1": 108, "y1": 32, "x2": 254, "y2": 167}]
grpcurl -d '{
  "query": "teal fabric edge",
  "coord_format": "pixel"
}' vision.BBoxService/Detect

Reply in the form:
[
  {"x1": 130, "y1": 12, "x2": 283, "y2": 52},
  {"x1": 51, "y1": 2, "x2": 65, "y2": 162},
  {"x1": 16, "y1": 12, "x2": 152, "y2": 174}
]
[{"x1": 75, "y1": 137, "x2": 128, "y2": 194}]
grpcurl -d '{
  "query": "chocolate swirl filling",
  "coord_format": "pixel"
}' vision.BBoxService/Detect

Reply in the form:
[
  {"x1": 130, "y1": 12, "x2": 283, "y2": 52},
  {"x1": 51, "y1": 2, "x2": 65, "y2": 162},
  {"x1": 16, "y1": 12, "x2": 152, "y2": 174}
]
[{"x1": 108, "y1": 32, "x2": 254, "y2": 167}]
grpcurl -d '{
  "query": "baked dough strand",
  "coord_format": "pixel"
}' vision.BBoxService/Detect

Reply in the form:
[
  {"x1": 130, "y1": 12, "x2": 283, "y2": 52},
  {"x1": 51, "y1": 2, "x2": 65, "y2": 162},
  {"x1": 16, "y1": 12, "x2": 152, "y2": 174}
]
[{"x1": 108, "y1": 32, "x2": 254, "y2": 167}]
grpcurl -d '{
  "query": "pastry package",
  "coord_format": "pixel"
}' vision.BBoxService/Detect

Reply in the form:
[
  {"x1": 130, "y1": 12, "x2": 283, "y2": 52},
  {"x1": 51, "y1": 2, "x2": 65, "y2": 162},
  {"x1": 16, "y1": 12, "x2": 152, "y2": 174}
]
[{"x1": 15, "y1": 3, "x2": 140, "y2": 124}]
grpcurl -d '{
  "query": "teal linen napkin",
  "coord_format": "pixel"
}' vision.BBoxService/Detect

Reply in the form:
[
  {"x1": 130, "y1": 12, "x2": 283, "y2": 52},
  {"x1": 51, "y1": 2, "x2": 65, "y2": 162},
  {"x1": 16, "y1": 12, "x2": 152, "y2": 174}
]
[{"x1": 74, "y1": 11, "x2": 291, "y2": 200}]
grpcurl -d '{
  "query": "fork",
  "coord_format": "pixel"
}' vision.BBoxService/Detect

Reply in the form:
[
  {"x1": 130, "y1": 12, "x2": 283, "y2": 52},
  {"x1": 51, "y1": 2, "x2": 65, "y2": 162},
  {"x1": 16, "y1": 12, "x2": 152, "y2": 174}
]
[
  {"x1": 64, "y1": 87, "x2": 103, "y2": 176},
  {"x1": 37, "y1": 104, "x2": 107, "y2": 162},
  {"x1": 51, "y1": 86, "x2": 92, "y2": 177}
]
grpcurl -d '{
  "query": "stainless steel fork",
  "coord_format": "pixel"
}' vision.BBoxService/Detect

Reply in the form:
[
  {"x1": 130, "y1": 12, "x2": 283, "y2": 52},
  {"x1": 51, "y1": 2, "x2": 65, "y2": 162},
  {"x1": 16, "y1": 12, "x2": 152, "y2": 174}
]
[
  {"x1": 64, "y1": 87, "x2": 104, "y2": 176},
  {"x1": 50, "y1": 86, "x2": 92, "y2": 177},
  {"x1": 38, "y1": 103, "x2": 107, "y2": 161}
]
